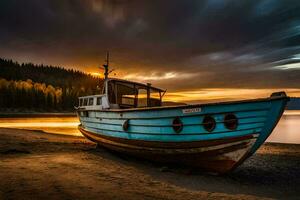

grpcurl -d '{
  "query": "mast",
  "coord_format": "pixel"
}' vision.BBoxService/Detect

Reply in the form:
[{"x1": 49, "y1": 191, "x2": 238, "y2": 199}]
[
  {"x1": 103, "y1": 51, "x2": 109, "y2": 80},
  {"x1": 102, "y1": 51, "x2": 110, "y2": 96}
]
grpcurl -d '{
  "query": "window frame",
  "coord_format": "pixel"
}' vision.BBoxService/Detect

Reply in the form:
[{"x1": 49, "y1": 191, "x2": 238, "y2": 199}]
[
  {"x1": 96, "y1": 97, "x2": 102, "y2": 105},
  {"x1": 88, "y1": 98, "x2": 94, "y2": 106},
  {"x1": 83, "y1": 98, "x2": 88, "y2": 106}
]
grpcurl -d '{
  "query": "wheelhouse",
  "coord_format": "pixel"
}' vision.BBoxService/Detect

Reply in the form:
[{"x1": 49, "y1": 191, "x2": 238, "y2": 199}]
[
  {"x1": 105, "y1": 79, "x2": 165, "y2": 109},
  {"x1": 78, "y1": 78, "x2": 166, "y2": 110}
]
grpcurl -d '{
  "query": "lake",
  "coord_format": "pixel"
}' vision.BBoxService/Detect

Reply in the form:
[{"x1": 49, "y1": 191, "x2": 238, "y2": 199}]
[{"x1": 0, "y1": 111, "x2": 300, "y2": 144}]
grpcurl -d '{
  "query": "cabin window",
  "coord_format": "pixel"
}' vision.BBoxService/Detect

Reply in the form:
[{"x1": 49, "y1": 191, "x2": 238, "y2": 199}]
[
  {"x1": 88, "y1": 98, "x2": 94, "y2": 106},
  {"x1": 116, "y1": 83, "x2": 136, "y2": 107},
  {"x1": 79, "y1": 99, "x2": 83, "y2": 106},
  {"x1": 97, "y1": 97, "x2": 102, "y2": 105},
  {"x1": 107, "y1": 80, "x2": 163, "y2": 109},
  {"x1": 137, "y1": 88, "x2": 147, "y2": 107},
  {"x1": 122, "y1": 95, "x2": 135, "y2": 105},
  {"x1": 149, "y1": 89, "x2": 161, "y2": 107},
  {"x1": 83, "y1": 98, "x2": 88, "y2": 106}
]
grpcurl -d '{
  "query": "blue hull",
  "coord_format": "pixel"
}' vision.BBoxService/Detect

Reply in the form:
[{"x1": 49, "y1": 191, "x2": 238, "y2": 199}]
[{"x1": 77, "y1": 92, "x2": 289, "y2": 173}]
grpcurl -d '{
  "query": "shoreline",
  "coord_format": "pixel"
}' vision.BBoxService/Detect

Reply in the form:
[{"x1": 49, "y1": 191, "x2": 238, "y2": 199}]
[
  {"x1": 0, "y1": 128, "x2": 299, "y2": 199},
  {"x1": 0, "y1": 112, "x2": 76, "y2": 118}
]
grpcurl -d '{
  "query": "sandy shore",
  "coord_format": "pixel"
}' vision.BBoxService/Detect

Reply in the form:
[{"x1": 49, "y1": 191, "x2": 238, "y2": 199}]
[{"x1": 0, "y1": 128, "x2": 299, "y2": 200}]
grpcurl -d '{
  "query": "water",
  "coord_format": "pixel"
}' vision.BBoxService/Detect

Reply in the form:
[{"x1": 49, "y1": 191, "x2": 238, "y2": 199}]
[
  {"x1": 0, "y1": 111, "x2": 300, "y2": 144},
  {"x1": 0, "y1": 116, "x2": 82, "y2": 136},
  {"x1": 267, "y1": 110, "x2": 300, "y2": 144}
]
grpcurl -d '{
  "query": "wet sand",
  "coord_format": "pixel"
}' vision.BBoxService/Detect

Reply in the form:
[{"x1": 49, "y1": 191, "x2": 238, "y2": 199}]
[{"x1": 0, "y1": 128, "x2": 299, "y2": 199}]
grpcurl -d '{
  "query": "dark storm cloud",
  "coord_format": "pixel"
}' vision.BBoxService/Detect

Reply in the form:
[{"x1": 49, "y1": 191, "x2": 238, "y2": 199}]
[{"x1": 1, "y1": 0, "x2": 300, "y2": 91}]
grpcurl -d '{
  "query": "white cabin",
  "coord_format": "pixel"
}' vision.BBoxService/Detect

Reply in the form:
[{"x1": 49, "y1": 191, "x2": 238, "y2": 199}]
[
  {"x1": 78, "y1": 94, "x2": 110, "y2": 110},
  {"x1": 77, "y1": 78, "x2": 165, "y2": 111}
]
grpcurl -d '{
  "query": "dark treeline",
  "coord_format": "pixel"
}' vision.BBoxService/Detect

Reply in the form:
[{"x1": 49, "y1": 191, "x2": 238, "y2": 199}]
[{"x1": 0, "y1": 58, "x2": 103, "y2": 112}]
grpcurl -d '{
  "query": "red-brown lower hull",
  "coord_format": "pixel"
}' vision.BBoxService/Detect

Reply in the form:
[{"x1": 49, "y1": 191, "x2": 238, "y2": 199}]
[{"x1": 79, "y1": 126, "x2": 257, "y2": 173}]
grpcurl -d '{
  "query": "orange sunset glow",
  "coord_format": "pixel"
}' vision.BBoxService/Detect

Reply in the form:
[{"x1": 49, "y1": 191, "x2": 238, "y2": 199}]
[
  {"x1": 164, "y1": 88, "x2": 300, "y2": 103},
  {"x1": 89, "y1": 72, "x2": 103, "y2": 78}
]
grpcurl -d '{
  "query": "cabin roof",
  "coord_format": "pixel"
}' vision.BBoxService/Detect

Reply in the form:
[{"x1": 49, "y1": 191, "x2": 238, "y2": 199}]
[{"x1": 107, "y1": 78, "x2": 165, "y2": 92}]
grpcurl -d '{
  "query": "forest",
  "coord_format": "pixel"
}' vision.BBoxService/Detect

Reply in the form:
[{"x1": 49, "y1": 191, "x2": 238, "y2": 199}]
[{"x1": 0, "y1": 58, "x2": 103, "y2": 112}]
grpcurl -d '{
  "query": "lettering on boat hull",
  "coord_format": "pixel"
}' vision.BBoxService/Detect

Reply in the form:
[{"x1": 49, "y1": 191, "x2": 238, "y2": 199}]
[{"x1": 182, "y1": 107, "x2": 201, "y2": 114}]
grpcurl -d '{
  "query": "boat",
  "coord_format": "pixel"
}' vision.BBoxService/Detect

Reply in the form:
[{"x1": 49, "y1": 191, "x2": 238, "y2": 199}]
[{"x1": 76, "y1": 53, "x2": 289, "y2": 173}]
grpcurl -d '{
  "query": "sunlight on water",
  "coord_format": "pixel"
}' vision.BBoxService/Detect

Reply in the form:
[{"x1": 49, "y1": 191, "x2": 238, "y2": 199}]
[
  {"x1": 282, "y1": 110, "x2": 300, "y2": 115},
  {"x1": 0, "y1": 111, "x2": 299, "y2": 144},
  {"x1": 267, "y1": 111, "x2": 300, "y2": 144},
  {"x1": 0, "y1": 117, "x2": 82, "y2": 136}
]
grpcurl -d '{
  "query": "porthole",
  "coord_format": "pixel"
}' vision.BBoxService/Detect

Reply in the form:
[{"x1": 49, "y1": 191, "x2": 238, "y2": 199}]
[
  {"x1": 202, "y1": 115, "x2": 216, "y2": 132},
  {"x1": 224, "y1": 114, "x2": 238, "y2": 130},
  {"x1": 172, "y1": 117, "x2": 183, "y2": 133},
  {"x1": 123, "y1": 119, "x2": 130, "y2": 132}
]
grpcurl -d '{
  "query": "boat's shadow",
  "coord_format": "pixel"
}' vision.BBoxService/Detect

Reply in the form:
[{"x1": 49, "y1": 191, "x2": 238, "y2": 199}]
[{"x1": 88, "y1": 146, "x2": 300, "y2": 199}]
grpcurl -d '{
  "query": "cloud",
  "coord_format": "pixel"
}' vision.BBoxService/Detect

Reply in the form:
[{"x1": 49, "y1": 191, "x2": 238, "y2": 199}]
[
  {"x1": 0, "y1": 0, "x2": 300, "y2": 91},
  {"x1": 123, "y1": 71, "x2": 199, "y2": 82}
]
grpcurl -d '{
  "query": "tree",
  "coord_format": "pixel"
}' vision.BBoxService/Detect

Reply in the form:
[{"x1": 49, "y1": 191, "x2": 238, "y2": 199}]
[{"x1": 0, "y1": 58, "x2": 103, "y2": 112}]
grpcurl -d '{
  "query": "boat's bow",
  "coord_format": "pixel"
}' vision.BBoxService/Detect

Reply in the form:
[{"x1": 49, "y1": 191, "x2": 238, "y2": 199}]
[{"x1": 249, "y1": 91, "x2": 289, "y2": 154}]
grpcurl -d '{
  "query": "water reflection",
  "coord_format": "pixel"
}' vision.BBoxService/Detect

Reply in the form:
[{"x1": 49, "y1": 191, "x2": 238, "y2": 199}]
[
  {"x1": 0, "y1": 111, "x2": 299, "y2": 144},
  {"x1": 267, "y1": 111, "x2": 300, "y2": 144},
  {"x1": 0, "y1": 117, "x2": 81, "y2": 136}
]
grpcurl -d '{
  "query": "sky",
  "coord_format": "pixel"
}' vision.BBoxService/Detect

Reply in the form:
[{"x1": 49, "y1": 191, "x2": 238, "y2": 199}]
[{"x1": 1, "y1": 0, "x2": 300, "y2": 101}]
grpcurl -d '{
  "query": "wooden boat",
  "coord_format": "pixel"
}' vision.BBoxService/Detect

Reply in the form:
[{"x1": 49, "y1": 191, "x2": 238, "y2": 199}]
[{"x1": 76, "y1": 54, "x2": 289, "y2": 173}]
